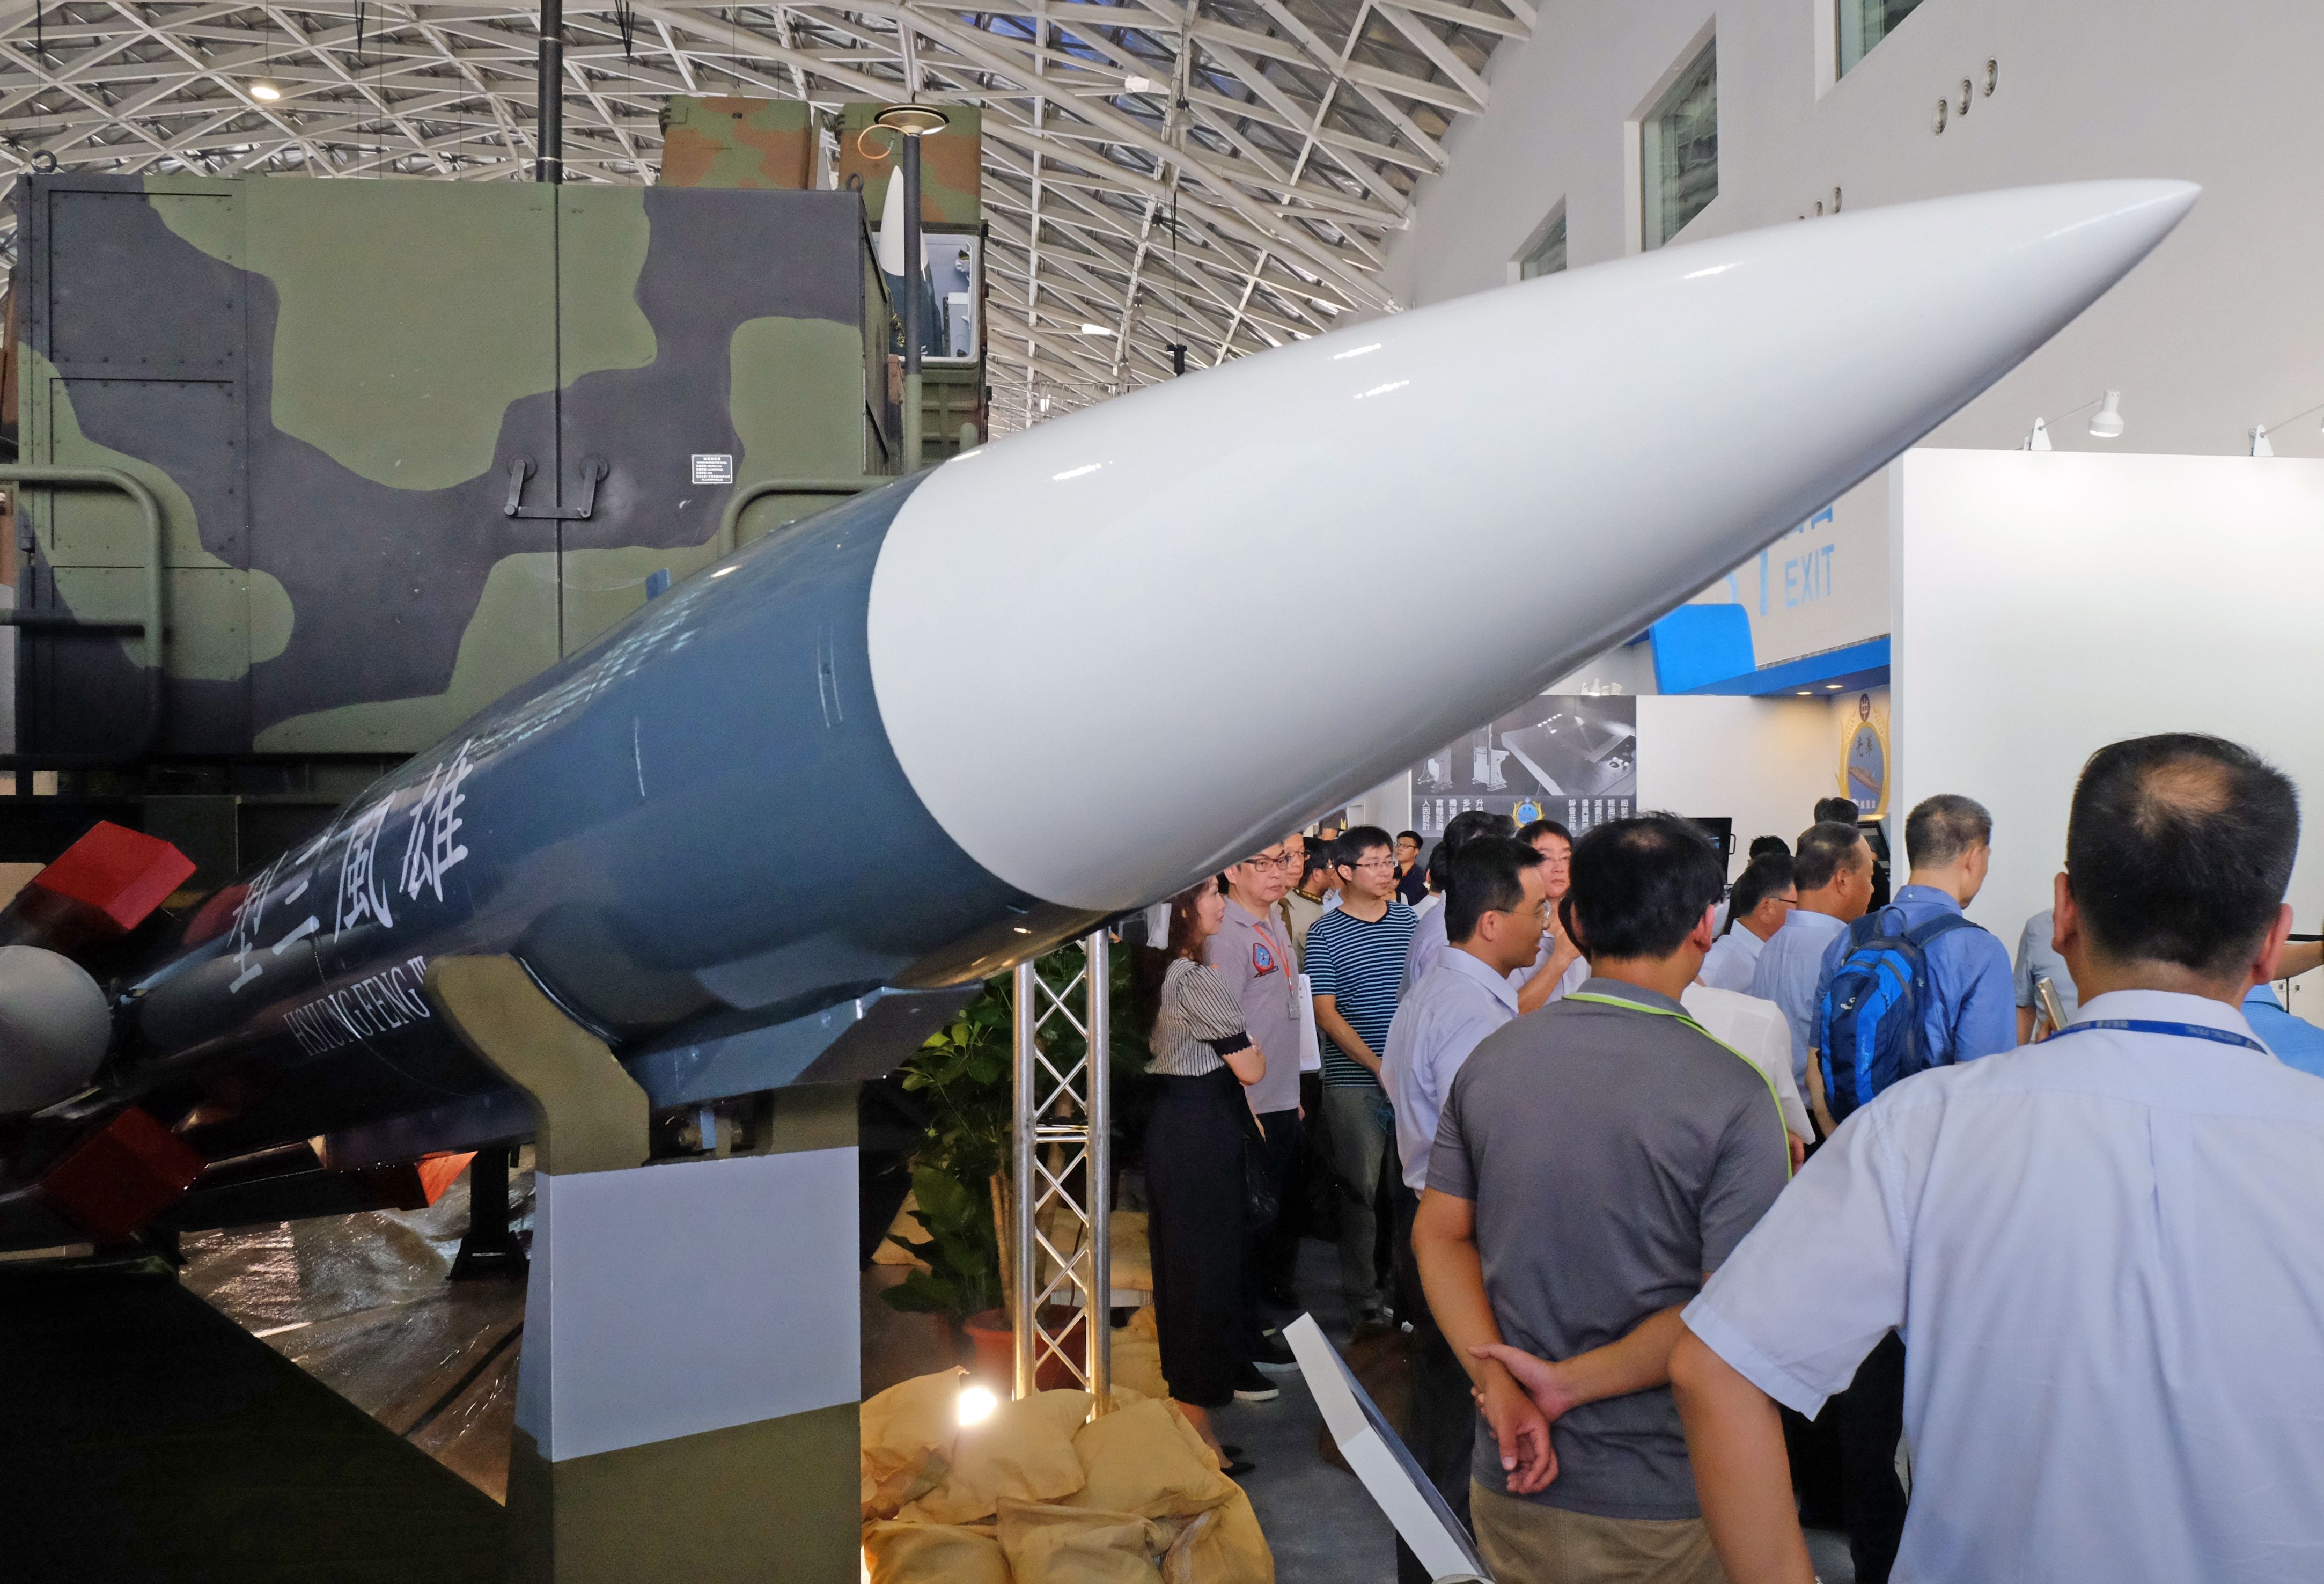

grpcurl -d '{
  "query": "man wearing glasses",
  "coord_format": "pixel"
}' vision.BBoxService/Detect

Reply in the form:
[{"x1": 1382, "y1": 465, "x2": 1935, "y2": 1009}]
[
  {"x1": 1205, "y1": 838, "x2": 1308, "y2": 1381},
  {"x1": 1698, "y1": 853, "x2": 1797, "y2": 993},
  {"x1": 1305, "y1": 825, "x2": 1421, "y2": 1332}
]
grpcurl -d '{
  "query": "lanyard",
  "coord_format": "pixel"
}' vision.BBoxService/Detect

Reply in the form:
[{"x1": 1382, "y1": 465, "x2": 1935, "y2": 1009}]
[
  {"x1": 2041, "y1": 1018, "x2": 2268, "y2": 1054},
  {"x1": 1564, "y1": 991, "x2": 1793, "y2": 1176}
]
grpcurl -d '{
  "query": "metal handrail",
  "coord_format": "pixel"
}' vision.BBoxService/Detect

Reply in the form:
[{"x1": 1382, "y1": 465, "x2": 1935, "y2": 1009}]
[
  {"x1": 714, "y1": 475, "x2": 882, "y2": 559},
  {"x1": 0, "y1": 464, "x2": 167, "y2": 769}
]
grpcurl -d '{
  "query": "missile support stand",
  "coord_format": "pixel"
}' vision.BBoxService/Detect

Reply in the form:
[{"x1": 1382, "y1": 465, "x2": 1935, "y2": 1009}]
[{"x1": 426, "y1": 956, "x2": 859, "y2": 1582}]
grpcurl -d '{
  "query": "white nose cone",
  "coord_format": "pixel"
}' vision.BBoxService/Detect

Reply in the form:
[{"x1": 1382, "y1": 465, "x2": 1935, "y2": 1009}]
[
  {"x1": 870, "y1": 180, "x2": 2198, "y2": 911},
  {"x1": 0, "y1": 945, "x2": 110, "y2": 1113}
]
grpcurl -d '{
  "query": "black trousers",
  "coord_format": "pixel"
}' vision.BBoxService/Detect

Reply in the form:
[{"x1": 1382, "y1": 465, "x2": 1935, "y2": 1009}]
[
  {"x1": 1145, "y1": 1068, "x2": 1250, "y2": 1409},
  {"x1": 1832, "y1": 1331, "x2": 1909, "y2": 1584},
  {"x1": 1246, "y1": 1106, "x2": 1304, "y2": 1309},
  {"x1": 1392, "y1": 1190, "x2": 1475, "y2": 1584}
]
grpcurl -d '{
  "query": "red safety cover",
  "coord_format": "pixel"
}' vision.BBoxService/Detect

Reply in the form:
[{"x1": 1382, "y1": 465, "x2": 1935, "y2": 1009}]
[
  {"x1": 40, "y1": 1108, "x2": 205, "y2": 1243},
  {"x1": 27, "y1": 821, "x2": 196, "y2": 934}
]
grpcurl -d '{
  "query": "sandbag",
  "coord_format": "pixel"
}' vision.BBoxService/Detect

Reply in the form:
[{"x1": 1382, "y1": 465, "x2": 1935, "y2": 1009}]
[
  {"x1": 862, "y1": 1519, "x2": 1010, "y2": 1584},
  {"x1": 1070, "y1": 1398, "x2": 1234, "y2": 1519},
  {"x1": 863, "y1": 1367, "x2": 966, "y2": 1519},
  {"x1": 1159, "y1": 1495, "x2": 1275, "y2": 1584},
  {"x1": 897, "y1": 1391, "x2": 1089, "y2": 1524},
  {"x1": 998, "y1": 1499, "x2": 1170, "y2": 1584}
]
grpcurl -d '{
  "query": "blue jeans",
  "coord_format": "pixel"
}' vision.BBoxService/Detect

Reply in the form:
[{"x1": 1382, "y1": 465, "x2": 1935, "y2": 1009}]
[{"x1": 1322, "y1": 1084, "x2": 1395, "y2": 1313}]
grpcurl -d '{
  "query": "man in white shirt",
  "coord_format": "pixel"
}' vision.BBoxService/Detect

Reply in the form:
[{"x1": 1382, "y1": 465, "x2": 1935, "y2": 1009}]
[
  {"x1": 1380, "y1": 835, "x2": 1549, "y2": 1584},
  {"x1": 1402, "y1": 810, "x2": 1516, "y2": 993},
  {"x1": 1699, "y1": 854, "x2": 1795, "y2": 993},
  {"x1": 1681, "y1": 981, "x2": 1810, "y2": 1169},
  {"x1": 1511, "y1": 818, "x2": 1587, "y2": 1013},
  {"x1": 1673, "y1": 732, "x2": 2324, "y2": 1584}
]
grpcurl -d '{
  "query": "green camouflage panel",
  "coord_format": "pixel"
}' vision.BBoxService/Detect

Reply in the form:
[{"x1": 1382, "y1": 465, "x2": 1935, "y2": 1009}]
[
  {"x1": 837, "y1": 104, "x2": 981, "y2": 227},
  {"x1": 15, "y1": 174, "x2": 895, "y2": 759},
  {"x1": 658, "y1": 97, "x2": 814, "y2": 190}
]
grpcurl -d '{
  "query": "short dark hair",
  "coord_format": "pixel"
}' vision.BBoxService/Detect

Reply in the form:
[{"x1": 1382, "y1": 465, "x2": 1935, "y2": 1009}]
[
  {"x1": 1446, "y1": 837, "x2": 1546, "y2": 943},
  {"x1": 1747, "y1": 834, "x2": 1791, "y2": 861},
  {"x1": 1396, "y1": 829, "x2": 1422, "y2": 847},
  {"x1": 1568, "y1": 812, "x2": 1725, "y2": 961},
  {"x1": 1814, "y1": 797, "x2": 1861, "y2": 826},
  {"x1": 1904, "y1": 794, "x2": 1992, "y2": 869},
  {"x1": 1439, "y1": 809, "x2": 1515, "y2": 858},
  {"x1": 1722, "y1": 853, "x2": 1796, "y2": 934},
  {"x1": 1298, "y1": 844, "x2": 1334, "y2": 888},
  {"x1": 2067, "y1": 734, "x2": 2298, "y2": 979},
  {"x1": 1516, "y1": 818, "x2": 1572, "y2": 849},
  {"x1": 1793, "y1": 820, "x2": 1870, "y2": 892},
  {"x1": 1335, "y1": 824, "x2": 1394, "y2": 868}
]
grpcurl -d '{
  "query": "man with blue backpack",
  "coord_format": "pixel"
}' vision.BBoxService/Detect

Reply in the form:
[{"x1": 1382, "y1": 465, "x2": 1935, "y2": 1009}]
[{"x1": 1805, "y1": 792, "x2": 2015, "y2": 1583}]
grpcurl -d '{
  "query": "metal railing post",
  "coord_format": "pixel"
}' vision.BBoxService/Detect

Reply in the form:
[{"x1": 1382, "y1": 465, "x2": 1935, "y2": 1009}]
[
  {"x1": 1084, "y1": 929, "x2": 1112, "y2": 1407},
  {"x1": 1011, "y1": 956, "x2": 1039, "y2": 1403}
]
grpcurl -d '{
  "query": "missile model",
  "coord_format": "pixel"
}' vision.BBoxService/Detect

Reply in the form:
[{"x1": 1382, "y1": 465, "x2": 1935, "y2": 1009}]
[{"x1": 0, "y1": 179, "x2": 2195, "y2": 1245}]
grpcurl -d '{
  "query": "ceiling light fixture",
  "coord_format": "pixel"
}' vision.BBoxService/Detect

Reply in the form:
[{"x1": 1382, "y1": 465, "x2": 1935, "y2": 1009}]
[
  {"x1": 1078, "y1": 322, "x2": 1108, "y2": 335},
  {"x1": 251, "y1": 80, "x2": 281, "y2": 101}
]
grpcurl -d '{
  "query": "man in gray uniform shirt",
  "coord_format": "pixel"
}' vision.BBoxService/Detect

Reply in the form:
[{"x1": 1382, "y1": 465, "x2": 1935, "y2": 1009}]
[
  {"x1": 1206, "y1": 837, "x2": 1307, "y2": 1353},
  {"x1": 1415, "y1": 813, "x2": 1791, "y2": 1584}
]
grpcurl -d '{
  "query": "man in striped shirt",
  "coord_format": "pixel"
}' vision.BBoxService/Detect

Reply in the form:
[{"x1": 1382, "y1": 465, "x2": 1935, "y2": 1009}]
[{"x1": 1306, "y1": 824, "x2": 1419, "y2": 1330}]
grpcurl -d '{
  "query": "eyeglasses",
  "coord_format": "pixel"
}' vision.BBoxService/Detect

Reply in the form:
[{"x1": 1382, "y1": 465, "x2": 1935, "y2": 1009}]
[
  {"x1": 1238, "y1": 853, "x2": 1295, "y2": 870},
  {"x1": 1348, "y1": 859, "x2": 1398, "y2": 874}
]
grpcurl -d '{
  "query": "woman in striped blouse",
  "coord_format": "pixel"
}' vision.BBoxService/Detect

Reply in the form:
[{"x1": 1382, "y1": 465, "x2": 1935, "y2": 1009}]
[{"x1": 1144, "y1": 877, "x2": 1268, "y2": 1429}]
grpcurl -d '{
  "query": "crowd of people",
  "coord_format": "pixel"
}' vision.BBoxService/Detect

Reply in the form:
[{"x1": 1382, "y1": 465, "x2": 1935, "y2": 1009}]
[{"x1": 1138, "y1": 732, "x2": 2324, "y2": 1584}]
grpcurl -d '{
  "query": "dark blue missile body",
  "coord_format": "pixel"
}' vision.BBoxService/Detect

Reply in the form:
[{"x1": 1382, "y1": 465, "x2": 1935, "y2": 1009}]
[{"x1": 112, "y1": 476, "x2": 1100, "y2": 1163}]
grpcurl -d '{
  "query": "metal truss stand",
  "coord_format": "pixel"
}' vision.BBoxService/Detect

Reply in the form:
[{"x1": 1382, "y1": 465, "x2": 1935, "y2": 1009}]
[{"x1": 1010, "y1": 930, "x2": 1112, "y2": 1413}]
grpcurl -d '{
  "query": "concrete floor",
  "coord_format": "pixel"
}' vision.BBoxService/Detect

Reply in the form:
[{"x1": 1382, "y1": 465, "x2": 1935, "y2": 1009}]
[{"x1": 1216, "y1": 1239, "x2": 1398, "y2": 1583}]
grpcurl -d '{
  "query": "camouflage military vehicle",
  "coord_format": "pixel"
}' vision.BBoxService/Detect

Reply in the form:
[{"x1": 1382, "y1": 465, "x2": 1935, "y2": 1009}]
[
  {"x1": 664, "y1": 97, "x2": 990, "y2": 456},
  {"x1": 5, "y1": 172, "x2": 900, "y2": 878}
]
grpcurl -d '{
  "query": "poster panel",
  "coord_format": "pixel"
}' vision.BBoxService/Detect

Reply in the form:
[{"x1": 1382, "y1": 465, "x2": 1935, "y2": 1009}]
[{"x1": 1409, "y1": 694, "x2": 1638, "y2": 839}]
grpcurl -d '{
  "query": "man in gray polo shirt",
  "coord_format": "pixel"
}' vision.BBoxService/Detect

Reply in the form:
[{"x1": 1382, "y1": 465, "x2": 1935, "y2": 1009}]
[
  {"x1": 1205, "y1": 837, "x2": 1306, "y2": 1367},
  {"x1": 1415, "y1": 813, "x2": 1791, "y2": 1584}
]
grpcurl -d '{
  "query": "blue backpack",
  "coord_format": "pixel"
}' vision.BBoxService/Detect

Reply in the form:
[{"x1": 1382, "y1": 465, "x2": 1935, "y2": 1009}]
[{"x1": 1816, "y1": 908, "x2": 1977, "y2": 1121}]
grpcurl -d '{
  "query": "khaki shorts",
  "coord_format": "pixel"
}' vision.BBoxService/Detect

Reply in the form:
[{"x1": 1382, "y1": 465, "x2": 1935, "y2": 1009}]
[{"x1": 1468, "y1": 1481, "x2": 1728, "y2": 1584}]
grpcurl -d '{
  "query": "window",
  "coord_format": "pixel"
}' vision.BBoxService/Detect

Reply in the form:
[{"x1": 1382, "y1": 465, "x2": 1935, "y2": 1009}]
[
  {"x1": 1519, "y1": 209, "x2": 1568, "y2": 280},
  {"x1": 1837, "y1": 0, "x2": 1924, "y2": 77},
  {"x1": 1642, "y1": 40, "x2": 1717, "y2": 251}
]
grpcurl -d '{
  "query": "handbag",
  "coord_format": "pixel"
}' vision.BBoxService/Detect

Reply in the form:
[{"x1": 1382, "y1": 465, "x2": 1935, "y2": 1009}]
[{"x1": 1239, "y1": 1104, "x2": 1280, "y2": 1228}]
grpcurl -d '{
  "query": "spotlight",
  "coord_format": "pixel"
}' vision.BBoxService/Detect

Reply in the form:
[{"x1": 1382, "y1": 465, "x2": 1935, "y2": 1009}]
[
  {"x1": 251, "y1": 81, "x2": 282, "y2": 101},
  {"x1": 957, "y1": 1384, "x2": 999, "y2": 1426},
  {"x1": 1079, "y1": 322, "x2": 1109, "y2": 335},
  {"x1": 2088, "y1": 389, "x2": 2124, "y2": 438}
]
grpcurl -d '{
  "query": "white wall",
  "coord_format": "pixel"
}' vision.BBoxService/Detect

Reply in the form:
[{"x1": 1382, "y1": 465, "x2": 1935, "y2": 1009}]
[
  {"x1": 1389, "y1": 3, "x2": 2324, "y2": 460},
  {"x1": 1894, "y1": 451, "x2": 2324, "y2": 972},
  {"x1": 1639, "y1": 694, "x2": 1845, "y2": 877}
]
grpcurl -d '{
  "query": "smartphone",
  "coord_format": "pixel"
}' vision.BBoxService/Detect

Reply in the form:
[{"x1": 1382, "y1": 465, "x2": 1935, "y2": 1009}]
[{"x1": 2034, "y1": 976, "x2": 2070, "y2": 1040}]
